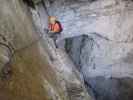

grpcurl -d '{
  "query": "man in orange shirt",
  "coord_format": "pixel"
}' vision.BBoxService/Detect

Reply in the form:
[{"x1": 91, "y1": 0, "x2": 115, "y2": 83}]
[{"x1": 48, "y1": 16, "x2": 63, "y2": 48}]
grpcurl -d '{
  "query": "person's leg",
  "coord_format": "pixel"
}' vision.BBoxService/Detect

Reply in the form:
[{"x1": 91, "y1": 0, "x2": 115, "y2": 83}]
[
  {"x1": 48, "y1": 32, "x2": 60, "y2": 48},
  {"x1": 48, "y1": 32, "x2": 54, "y2": 38},
  {"x1": 53, "y1": 33, "x2": 59, "y2": 48}
]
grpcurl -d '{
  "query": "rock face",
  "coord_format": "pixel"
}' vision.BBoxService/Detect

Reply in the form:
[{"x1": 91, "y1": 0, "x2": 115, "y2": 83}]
[
  {"x1": 44, "y1": 0, "x2": 133, "y2": 100},
  {"x1": 30, "y1": 1, "x2": 92, "y2": 99},
  {"x1": 46, "y1": 0, "x2": 133, "y2": 78},
  {"x1": 86, "y1": 77, "x2": 133, "y2": 100},
  {"x1": 0, "y1": 0, "x2": 92, "y2": 100},
  {"x1": 0, "y1": 0, "x2": 62, "y2": 99}
]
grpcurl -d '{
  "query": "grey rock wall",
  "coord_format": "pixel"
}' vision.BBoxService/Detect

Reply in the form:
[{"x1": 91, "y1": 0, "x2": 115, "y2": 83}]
[
  {"x1": 46, "y1": 0, "x2": 133, "y2": 78},
  {"x1": 44, "y1": 0, "x2": 133, "y2": 100},
  {"x1": 0, "y1": 0, "x2": 92, "y2": 100},
  {"x1": 30, "y1": 1, "x2": 93, "y2": 100}
]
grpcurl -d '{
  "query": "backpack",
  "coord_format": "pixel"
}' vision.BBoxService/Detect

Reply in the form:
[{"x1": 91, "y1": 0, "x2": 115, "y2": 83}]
[{"x1": 56, "y1": 21, "x2": 63, "y2": 33}]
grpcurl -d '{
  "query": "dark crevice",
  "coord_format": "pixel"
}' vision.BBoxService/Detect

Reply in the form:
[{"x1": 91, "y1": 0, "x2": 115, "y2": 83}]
[
  {"x1": 23, "y1": 0, "x2": 36, "y2": 8},
  {"x1": 48, "y1": 0, "x2": 55, "y2": 4},
  {"x1": 64, "y1": 35, "x2": 94, "y2": 71},
  {"x1": 41, "y1": 0, "x2": 50, "y2": 16},
  {"x1": 88, "y1": 0, "x2": 98, "y2": 3}
]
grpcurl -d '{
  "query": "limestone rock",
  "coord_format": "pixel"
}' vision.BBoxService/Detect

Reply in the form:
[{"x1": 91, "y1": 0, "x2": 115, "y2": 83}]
[
  {"x1": 0, "y1": 0, "x2": 92, "y2": 100},
  {"x1": 46, "y1": 0, "x2": 133, "y2": 78},
  {"x1": 44, "y1": 0, "x2": 133, "y2": 99}
]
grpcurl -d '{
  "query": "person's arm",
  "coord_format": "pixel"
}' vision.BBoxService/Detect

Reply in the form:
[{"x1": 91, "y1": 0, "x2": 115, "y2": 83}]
[
  {"x1": 48, "y1": 24, "x2": 55, "y2": 33},
  {"x1": 48, "y1": 24, "x2": 51, "y2": 31}
]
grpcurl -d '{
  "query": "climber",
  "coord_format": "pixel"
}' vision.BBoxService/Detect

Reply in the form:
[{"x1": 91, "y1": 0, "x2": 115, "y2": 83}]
[{"x1": 48, "y1": 16, "x2": 63, "y2": 48}]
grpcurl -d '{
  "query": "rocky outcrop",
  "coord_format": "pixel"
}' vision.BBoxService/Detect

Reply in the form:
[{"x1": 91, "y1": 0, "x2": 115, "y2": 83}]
[
  {"x1": 44, "y1": 0, "x2": 133, "y2": 100},
  {"x1": 85, "y1": 77, "x2": 133, "y2": 100},
  {"x1": 0, "y1": 0, "x2": 92, "y2": 100},
  {"x1": 30, "y1": 1, "x2": 92, "y2": 99},
  {"x1": 46, "y1": 0, "x2": 133, "y2": 78}
]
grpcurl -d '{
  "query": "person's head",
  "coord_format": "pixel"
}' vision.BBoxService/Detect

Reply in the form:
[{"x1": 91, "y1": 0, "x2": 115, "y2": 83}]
[{"x1": 49, "y1": 16, "x2": 57, "y2": 24}]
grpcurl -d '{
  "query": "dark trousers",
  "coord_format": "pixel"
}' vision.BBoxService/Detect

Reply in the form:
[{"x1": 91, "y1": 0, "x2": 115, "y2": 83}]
[{"x1": 48, "y1": 32, "x2": 60, "y2": 48}]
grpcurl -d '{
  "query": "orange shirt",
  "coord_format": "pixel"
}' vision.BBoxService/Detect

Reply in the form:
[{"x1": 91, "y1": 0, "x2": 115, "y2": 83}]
[{"x1": 49, "y1": 22, "x2": 60, "y2": 33}]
